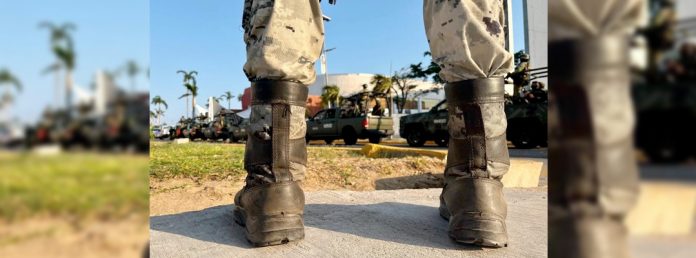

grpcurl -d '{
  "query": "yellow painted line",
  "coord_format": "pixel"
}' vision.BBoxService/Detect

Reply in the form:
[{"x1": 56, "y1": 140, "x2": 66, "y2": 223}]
[
  {"x1": 361, "y1": 143, "x2": 544, "y2": 188},
  {"x1": 361, "y1": 143, "x2": 447, "y2": 159}
]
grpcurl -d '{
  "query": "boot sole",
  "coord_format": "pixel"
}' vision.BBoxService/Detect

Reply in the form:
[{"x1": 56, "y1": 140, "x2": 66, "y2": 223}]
[
  {"x1": 234, "y1": 206, "x2": 304, "y2": 247},
  {"x1": 439, "y1": 205, "x2": 508, "y2": 248}
]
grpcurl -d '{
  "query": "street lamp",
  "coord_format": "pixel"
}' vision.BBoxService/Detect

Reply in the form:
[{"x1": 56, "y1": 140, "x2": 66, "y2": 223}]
[
  {"x1": 322, "y1": 47, "x2": 336, "y2": 87},
  {"x1": 321, "y1": 15, "x2": 333, "y2": 87}
]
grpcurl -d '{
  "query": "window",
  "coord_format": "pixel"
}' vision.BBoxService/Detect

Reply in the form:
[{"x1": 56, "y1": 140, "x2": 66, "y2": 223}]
[
  {"x1": 313, "y1": 110, "x2": 326, "y2": 120},
  {"x1": 325, "y1": 109, "x2": 336, "y2": 119}
]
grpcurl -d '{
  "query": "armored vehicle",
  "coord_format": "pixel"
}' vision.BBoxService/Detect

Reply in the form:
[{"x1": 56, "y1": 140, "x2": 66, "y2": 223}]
[
  {"x1": 633, "y1": 81, "x2": 696, "y2": 162},
  {"x1": 306, "y1": 91, "x2": 393, "y2": 145},
  {"x1": 400, "y1": 96, "x2": 548, "y2": 149},
  {"x1": 202, "y1": 110, "x2": 248, "y2": 142},
  {"x1": 100, "y1": 93, "x2": 150, "y2": 151}
]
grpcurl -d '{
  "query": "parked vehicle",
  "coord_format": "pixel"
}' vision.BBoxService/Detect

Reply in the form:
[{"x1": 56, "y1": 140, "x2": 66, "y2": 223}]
[{"x1": 306, "y1": 91, "x2": 393, "y2": 145}]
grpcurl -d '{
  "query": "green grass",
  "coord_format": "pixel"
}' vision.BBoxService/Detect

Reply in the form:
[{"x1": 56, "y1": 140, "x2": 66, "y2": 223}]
[
  {"x1": 149, "y1": 142, "x2": 362, "y2": 180},
  {"x1": 0, "y1": 152, "x2": 149, "y2": 222},
  {"x1": 149, "y1": 141, "x2": 246, "y2": 179}
]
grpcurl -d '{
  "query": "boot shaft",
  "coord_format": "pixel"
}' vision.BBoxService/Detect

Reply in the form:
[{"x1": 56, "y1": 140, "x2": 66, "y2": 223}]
[
  {"x1": 244, "y1": 80, "x2": 309, "y2": 185},
  {"x1": 444, "y1": 78, "x2": 510, "y2": 180}
]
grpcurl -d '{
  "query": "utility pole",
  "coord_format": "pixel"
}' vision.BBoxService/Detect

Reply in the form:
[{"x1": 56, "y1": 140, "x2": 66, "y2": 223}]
[{"x1": 321, "y1": 14, "x2": 333, "y2": 87}]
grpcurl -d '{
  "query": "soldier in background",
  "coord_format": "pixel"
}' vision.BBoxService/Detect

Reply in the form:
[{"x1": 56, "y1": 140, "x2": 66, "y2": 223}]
[
  {"x1": 549, "y1": 0, "x2": 644, "y2": 257},
  {"x1": 235, "y1": 0, "x2": 513, "y2": 248},
  {"x1": 645, "y1": 0, "x2": 677, "y2": 79},
  {"x1": 508, "y1": 53, "x2": 530, "y2": 97}
]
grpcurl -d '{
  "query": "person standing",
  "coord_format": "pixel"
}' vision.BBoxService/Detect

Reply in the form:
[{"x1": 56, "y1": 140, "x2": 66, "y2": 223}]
[{"x1": 235, "y1": 0, "x2": 513, "y2": 248}]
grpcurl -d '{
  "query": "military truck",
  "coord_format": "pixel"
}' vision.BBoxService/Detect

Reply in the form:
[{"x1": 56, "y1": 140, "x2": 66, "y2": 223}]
[
  {"x1": 633, "y1": 81, "x2": 696, "y2": 162},
  {"x1": 202, "y1": 110, "x2": 248, "y2": 142},
  {"x1": 170, "y1": 117, "x2": 202, "y2": 140},
  {"x1": 100, "y1": 93, "x2": 150, "y2": 151},
  {"x1": 400, "y1": 97, "x2": 548, "y2": 149},
  {"x1": 306, "y1": 91, "x2": 393, "y2": 145}
]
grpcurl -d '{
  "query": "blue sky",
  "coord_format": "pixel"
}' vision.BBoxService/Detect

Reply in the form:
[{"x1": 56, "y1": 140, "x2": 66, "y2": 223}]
[
  {"x1": 151, "y1": 0, "x2": 527, "y2": 125},
  {"x1": 0, "y1": 0, "x2": 150, "y2": 124}
]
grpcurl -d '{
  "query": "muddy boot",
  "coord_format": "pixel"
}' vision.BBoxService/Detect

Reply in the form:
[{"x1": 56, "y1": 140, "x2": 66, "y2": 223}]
[
  {"x1": 439, "y1": 78, "x2": 510, "y2": 248},
  {"x1": 234, "y1": 80, "x2": 308, "y2": 247},
  {"x1": 548, "y1": 36, "x2": 639, "y2": 258}
]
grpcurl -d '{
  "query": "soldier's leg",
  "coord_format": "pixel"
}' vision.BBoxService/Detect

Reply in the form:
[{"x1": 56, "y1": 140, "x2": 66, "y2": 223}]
[
  {"x1": 423, "y1": 0, "x2": 513, "y2": 248},
  {"x1": 549, "y1": 1, "x2": 643, "y2": 257},
  {"x1": 235, "y1": 0, "x2": 324, "y2": 247}
]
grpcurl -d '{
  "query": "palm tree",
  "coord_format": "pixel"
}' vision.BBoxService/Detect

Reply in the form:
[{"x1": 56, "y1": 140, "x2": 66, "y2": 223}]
[
  {"x1": 370, "y1": 74, "x2": 392, "y2": 94},
  {"x1": 177, "y1": 70, "x2": 198, "y2": 118},
  {"x1": 151, "y1": 95, "x2": 168, "y2": 126},
  {"x1": 237, "y1": 93, "x2": 244, "y2": 102},
  {"x1": 178, "y1": 82, "x2": 199, "y2": 119},
  {"x1": 0, "y1": 69, "x2": 21, "y2": 120},
  {"x1": 124, "y1": 60, "x2": 140, "y2": 91},
  {"x1": 40, "y1": 22, "x2": 76, "y2": 112},
  {"x1": 320, "y1": 85, "x2": 341, "y2": 108},
  {"x1": 220, "y1": 91, "x2": 234, "y2": 109},
  {"x1": 0, "y1": 69, "x2": 22, "y2": 92}
]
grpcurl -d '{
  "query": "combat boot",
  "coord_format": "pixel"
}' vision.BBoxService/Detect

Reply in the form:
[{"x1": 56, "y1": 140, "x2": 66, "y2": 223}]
[
  {"x1": 439, "y1": 78, "x2": 510, "y2": 248},
  {"x1": 234, "y1": 80, "x2": 309, "y2": 247},
  {"x1": 548, "y1": 36, "x2": 639, "y2": 258}
]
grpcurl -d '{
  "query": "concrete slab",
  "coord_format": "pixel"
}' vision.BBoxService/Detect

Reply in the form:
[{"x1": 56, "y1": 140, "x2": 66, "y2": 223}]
[
  {"x1": 150, "y1": 188, "x2": 547, "y2": 258},
  {"x1": 626, "y1": 182, "x2": 696, "y2": 236},
  {"x1": 501, "y1": 159, "x2": 545, "y2": 188},
  {"x1": 31, "y1": 144, "x2": 62, "y2": 156},
  {"x1": 174, "y1": 138, "x2": 190, "y2": 144}
]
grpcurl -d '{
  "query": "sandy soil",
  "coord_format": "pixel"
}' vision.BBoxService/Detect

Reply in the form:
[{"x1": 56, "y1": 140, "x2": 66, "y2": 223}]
[
  {"x1": 0, "y1": 216, "x2": 148, "y2": 258},
  {"x1": 150, "y1": 155, "x2": 448, "y2": 215}
]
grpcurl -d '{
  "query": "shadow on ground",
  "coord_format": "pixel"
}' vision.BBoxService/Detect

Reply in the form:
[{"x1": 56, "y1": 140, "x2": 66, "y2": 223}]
[
  {"x1": 149, "y1": 202, "x2": 482, "y2": 251},
  {"x1": 375, "y1": 173, "x2": 444, "y2": 190}
]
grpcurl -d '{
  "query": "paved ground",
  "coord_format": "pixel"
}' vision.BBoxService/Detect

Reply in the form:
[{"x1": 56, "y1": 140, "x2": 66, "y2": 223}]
[{"x1": 150, "y1": 188, "x2": 548, "y2": 258}]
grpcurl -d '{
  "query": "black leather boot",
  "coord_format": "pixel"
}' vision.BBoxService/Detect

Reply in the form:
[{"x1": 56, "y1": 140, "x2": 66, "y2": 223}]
[
  {"x1": 234, "y1": 80, "x2": 309, "y2": 247},
  {"x1": 439, "y1": 78, "x2": 510, "y2": 248}
]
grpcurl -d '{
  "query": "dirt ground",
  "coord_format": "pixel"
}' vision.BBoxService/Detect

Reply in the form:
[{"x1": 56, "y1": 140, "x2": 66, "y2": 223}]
[
  {"x1": 150, "y1": 154, "x2": 448, "y2": 215},
  {"x1": 0, "y1": 216, "x2": 148, "y2": 258}
]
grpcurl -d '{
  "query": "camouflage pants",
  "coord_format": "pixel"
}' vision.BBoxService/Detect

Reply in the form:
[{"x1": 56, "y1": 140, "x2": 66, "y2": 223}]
[
  {"x1": 549, "y1": 0, "x2": 644, "y2": 218},
  {"x1": 242, "y1": 0, "x2": 325, "y2": 85},
  {"x1": 423, "y1": 0, "x2": 513, "y2": 82},
  {"x1": 243, "y1": 0, "x2": 514, "y2": 181},
  {"x1": 242, "y1": 0, "x2": 512, "y2": 84}
]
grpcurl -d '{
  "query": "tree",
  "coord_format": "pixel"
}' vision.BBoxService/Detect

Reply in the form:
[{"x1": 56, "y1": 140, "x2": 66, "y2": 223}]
[
  {"x1": 408, "y1": 51, "x2": 445, "y2": 84},
  {"x1": 320, "y1": 85, "x2": 341, "y2": 108},
  {"x1": 370, "y1": 74, "x2": 392, "y2": 94},
  {"x1": 124, "y1": 60, "x2": 140, "y2": 91},
  {"x1": 220, "y1": 91, "x2": 234, "y2": 109},
  {"x1": 0, "y1": 69, "x2": 22, "y2": 92},
  {"x1": 40, "y1": 22, "x2": 76, "y2": 112},
  {"x1": 237, "y1": 93, "x2": 244, "y2": 102},
  {"x1": 151, "y1": 95, "x2": 168, "y2": 126},
  {"x1": 391, "y1": 68, "x2": 418, "y2": 114},
  {"x1": 0, "y1": 69, "x2": 21, "y2": 114},
  {"x1": 176, "y1": 70, "x2": 198, "y2": 118}
]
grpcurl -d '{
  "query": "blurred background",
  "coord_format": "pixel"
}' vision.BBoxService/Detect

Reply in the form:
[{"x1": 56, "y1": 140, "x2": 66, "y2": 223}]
[
  {"x1": 628, "y1": 0, "x2": 696, "y2": 255},
  {"x1": 0, "y1": 1, "x2": 149, "y2": 257}
]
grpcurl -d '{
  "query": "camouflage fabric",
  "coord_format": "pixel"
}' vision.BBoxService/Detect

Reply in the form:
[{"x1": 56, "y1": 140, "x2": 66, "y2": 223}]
[
  {"x1": 549, "y1": 0, "x2": 645, "y2": 41},
  {"x1": 447, "y1": 102, "x2": 509, "y2": 179},
  {"x1": 245, "y1": 104, "x2": 307, "y2": 183},
  {"x1": 242, "y1": 0, "x2": 325, "y2": 85},
  {"x1": 423, "y1": 0, "x2": 513, "y2": 82}
]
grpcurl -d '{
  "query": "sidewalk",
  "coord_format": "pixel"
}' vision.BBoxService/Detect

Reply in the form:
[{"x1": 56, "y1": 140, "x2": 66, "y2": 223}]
[{"x1": 150, "y1": 188, "x2": 548, "y2": 258}]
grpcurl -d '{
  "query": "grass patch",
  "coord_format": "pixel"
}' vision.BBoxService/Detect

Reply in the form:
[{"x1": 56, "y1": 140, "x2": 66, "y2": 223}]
[
  {"x1": 149, "y1": 142, "x2": 362, "y2": 180},
  {"x1": 149, "y1": 142, "x2": 246, "y2": 179},
  {"x1": 0, "y1": 152, "x2": 149, "y2": 222}
]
